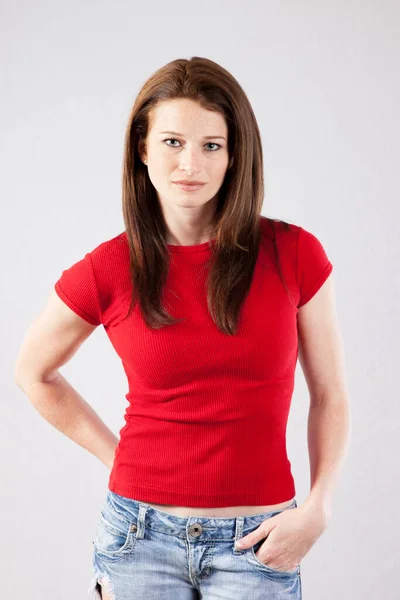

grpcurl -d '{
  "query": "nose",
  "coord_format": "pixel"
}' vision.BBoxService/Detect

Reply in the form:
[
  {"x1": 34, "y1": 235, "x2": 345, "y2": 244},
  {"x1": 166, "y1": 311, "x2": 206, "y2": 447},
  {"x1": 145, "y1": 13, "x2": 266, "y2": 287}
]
[{"x1": 178, "y1": 147, "x2": 203, "y2": 172}]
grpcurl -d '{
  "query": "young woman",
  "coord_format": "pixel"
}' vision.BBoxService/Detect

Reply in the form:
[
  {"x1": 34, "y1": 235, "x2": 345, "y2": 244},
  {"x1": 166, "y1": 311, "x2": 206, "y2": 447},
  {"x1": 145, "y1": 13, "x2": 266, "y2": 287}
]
[{"x1": 15, "y1": 56, "x2": 351, "y2": 600}]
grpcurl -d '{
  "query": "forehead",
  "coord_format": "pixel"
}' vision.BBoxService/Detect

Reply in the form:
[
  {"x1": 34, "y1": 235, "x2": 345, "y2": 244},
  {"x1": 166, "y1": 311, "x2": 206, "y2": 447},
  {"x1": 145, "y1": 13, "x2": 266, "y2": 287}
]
[{"x1": 149, "y1": 98, "x2": 227, "y2": 136}]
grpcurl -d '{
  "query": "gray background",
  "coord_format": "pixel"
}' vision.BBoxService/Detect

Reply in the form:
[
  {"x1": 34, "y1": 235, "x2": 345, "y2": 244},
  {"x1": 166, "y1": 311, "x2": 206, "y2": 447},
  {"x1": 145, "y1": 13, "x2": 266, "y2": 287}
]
[{"x1": 2, "y1": 1, "x2": 399, "y2": 598}]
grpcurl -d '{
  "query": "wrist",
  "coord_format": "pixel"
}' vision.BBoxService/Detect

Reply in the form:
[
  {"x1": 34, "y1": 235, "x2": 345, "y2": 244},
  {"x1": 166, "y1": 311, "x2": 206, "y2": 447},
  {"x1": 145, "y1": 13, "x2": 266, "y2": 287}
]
[{"x1": 302, "y1": 492, "x2": 332, "y2": 530}]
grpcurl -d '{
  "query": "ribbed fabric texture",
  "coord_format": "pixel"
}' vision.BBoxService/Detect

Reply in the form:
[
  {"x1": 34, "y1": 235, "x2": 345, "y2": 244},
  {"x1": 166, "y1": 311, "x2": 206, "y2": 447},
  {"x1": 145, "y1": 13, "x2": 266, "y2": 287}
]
[{"x1": 54, "y1": 216, "x2": 333, "y2": 507}]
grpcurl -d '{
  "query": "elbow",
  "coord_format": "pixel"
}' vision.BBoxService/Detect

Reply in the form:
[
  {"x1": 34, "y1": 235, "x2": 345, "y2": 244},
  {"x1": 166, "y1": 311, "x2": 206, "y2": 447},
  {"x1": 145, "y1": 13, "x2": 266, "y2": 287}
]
[
  {"x1": 14, "y1": 369, "x2": 31, "y2": 393},
  {"x1": 14, "y1": 363, "x2": 25, "y2": 390},
  {"x1": 14, "y1": 365, "x2": 59, "y2": 393}
]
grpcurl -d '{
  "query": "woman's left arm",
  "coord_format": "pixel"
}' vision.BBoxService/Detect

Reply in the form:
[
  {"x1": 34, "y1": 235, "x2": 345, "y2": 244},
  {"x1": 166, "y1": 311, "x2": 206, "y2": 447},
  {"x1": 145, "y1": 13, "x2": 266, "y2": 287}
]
[
  {"x1": 297, "y1": 272, "x2": 352, "y2": 528},
  {"x1": 235, "y1": 273, "x2": 352, "y2": 564}
]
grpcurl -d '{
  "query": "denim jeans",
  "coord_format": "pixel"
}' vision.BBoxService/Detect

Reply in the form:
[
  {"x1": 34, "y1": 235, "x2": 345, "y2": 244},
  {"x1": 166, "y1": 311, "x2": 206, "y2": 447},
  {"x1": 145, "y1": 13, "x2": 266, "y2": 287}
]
[{"x1": 88, "y1": 489, "x2": 302, "y2": 599}]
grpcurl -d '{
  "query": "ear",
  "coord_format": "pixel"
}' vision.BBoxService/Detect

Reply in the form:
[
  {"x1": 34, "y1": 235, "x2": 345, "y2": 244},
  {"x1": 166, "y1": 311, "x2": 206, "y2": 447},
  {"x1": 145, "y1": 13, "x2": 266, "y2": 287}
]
[
  {"x1": 228, "y1": 156, "x2": 234, "y2": 168},
  {"x1": 138, "y1": 139, "x2": 147, "y2": 164}
]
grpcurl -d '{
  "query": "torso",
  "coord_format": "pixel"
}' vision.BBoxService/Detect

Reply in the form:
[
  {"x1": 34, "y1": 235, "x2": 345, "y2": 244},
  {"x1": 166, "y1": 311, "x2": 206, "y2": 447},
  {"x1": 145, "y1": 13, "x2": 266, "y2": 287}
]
[{"x1": 144, "y1": 498, "x2": 295, "y2": 518}]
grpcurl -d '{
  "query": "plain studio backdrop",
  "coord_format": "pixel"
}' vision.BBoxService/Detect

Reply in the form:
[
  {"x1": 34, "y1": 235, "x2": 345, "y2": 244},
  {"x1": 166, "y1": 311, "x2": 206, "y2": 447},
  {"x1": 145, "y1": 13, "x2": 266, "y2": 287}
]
[{"x1": 2, "y1": 1, "x2": 398, "y2": 599}]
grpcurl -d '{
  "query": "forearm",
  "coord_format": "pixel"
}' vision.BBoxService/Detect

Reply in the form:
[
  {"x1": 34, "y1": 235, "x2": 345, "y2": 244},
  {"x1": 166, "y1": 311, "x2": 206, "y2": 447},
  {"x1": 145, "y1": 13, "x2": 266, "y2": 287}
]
[
  {"x1": 303, "y1": 395, "x2": 352, "y2": 517},
  {"x1": 17, "y1": 372, "x2": 119, "y2": 470}
]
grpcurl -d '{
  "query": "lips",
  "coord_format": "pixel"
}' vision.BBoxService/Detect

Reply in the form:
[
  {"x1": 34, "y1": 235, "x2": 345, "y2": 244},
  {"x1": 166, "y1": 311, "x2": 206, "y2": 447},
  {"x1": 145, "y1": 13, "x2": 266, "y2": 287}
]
[
  {"x1": 173, "y1": 181, "x2": 205, "y2": 185},
  {"x1": 174, "y1": 182, "x2": 206, "y2": 191}
]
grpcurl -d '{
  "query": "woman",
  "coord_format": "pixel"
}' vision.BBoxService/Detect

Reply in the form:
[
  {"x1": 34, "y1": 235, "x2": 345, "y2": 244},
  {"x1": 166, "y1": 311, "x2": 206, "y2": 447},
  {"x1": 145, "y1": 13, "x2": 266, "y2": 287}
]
[{"x1": 14, "y1": 56, "x2": 351, "y2": 600}]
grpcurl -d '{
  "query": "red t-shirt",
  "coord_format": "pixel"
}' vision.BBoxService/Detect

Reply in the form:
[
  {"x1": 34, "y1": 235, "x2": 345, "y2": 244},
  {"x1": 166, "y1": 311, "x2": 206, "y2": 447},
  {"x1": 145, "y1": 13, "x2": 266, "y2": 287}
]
[{"x1": 54, "y1": 216, "x2": 333, "y2": 506}]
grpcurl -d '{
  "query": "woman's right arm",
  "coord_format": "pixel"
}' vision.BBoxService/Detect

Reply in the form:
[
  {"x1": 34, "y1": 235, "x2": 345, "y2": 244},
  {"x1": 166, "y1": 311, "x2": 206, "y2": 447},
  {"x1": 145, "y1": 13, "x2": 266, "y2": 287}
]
[{"x1": 14, "y1": 289, "x2": 119, "y2": 470}]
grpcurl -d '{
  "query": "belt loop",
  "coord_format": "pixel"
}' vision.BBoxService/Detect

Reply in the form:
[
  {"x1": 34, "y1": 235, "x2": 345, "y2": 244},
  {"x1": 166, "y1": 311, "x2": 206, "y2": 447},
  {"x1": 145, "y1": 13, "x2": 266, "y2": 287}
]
[
  {"x1": 135, "y1": 503, "x2": 148, "y2": 539},
  {"x1": 233, "y1": 516, "x2": 245, "y2": 554}
]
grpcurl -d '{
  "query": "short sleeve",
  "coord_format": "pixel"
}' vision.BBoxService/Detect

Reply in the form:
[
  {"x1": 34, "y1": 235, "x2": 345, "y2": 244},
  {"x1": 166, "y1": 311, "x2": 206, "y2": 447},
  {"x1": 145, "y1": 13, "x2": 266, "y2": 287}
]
[
  {"x1": 54, "y1": 251, "x2": 102, "y2": 326},
  {"x1": 296, "y1": 226, "x2": 333, "y2": 308}
]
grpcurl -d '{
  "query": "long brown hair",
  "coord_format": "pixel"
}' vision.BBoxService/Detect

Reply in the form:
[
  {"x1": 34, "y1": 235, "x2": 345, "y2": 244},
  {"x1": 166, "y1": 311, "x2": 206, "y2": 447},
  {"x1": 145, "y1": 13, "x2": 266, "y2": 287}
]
[{"x1": 121, "y1": 56, "x2": 290, "y2": 335}]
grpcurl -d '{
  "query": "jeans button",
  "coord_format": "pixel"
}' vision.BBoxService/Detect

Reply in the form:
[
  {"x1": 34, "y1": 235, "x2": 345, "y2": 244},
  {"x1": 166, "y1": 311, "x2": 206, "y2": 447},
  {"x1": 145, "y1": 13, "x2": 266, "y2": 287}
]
[{"x1": 189, "y1": 523, "x2": 203, "y2": 537}]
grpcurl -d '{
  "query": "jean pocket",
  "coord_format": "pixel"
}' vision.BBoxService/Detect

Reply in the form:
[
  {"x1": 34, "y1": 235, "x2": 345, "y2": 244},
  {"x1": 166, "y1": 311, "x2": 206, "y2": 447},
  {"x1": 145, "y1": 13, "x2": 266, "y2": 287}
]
[
  {"x1": 249, "y1": 538, "x2": 299, "y2": 578},
  {"x1": 245, "y1": 500, "x2": 299, "y2": 579},
  {"x1": 93, "y1": 499, "x2": 137, "y2": 560}
]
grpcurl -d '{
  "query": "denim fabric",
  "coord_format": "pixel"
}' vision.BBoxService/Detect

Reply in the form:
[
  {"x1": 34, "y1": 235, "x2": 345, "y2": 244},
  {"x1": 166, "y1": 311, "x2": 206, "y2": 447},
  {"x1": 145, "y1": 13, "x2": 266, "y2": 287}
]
[{"x1": 88, "y1": 490, "x2": 302, "y2": 599}]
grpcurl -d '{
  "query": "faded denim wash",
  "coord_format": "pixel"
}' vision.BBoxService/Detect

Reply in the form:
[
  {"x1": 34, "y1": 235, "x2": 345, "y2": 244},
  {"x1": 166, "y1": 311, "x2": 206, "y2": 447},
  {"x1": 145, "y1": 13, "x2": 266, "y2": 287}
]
[{"x1": 88, "y1": 489, "x2": 302, "y2": 599}]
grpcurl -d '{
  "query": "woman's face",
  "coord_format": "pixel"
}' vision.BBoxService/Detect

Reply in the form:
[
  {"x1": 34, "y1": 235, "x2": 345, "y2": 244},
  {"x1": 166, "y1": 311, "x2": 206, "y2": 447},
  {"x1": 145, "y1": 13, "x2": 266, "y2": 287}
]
[{"x1": 140, "y1": 98, "x2": 231, "y2": 211}]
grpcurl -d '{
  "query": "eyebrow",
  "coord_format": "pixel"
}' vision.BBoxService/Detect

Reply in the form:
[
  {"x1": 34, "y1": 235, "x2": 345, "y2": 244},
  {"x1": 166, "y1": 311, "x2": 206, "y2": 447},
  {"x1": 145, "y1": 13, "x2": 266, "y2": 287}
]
[{"x1": 159, "y1": 131, "x2": 226, "y2": 140}]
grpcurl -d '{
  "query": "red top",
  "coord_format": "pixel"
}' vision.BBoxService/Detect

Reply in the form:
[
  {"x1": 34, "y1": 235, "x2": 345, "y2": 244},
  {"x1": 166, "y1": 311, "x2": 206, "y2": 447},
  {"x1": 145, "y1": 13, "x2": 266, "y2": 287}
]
[{"x1": 54, "y1": 217, "x2": 333, "y2": 506}]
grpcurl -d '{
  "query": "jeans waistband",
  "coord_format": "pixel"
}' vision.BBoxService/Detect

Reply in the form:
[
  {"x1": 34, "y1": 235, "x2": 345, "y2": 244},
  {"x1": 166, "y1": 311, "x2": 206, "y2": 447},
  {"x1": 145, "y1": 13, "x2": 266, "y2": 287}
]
[{"x1": 105, "y1": 490, "x2": 297, "y2": 542}]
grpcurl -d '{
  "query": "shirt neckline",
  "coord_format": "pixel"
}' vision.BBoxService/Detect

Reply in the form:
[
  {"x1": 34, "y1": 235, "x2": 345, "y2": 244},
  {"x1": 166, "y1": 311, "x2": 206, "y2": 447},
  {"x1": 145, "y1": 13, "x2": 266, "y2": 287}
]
[{"x1": 167, "y1": 238, "x2": 216, "y2": 253}]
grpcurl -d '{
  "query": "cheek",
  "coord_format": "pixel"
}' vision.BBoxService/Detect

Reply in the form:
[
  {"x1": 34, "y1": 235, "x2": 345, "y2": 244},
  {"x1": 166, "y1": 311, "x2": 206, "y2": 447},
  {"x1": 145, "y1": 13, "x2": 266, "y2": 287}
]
[
  {"x1": 147, "y1": 170, "x2": 165, "y2": 193},
  {"x1": 213, "y1": 163, "x2": 229, "y2": 183},
  {"x1": 215, "y1": 154, "x2": 230, "y2": 174},
  {"x1": 148, "y1": 158, "x2": 171, "y2": 182}
]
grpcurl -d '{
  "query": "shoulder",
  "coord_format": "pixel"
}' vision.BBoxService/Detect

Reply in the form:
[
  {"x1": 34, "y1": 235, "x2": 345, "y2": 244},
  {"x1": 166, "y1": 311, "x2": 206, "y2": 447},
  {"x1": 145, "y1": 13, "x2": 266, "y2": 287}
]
[
  {"x1": 259, "y1": 216, "x2": 331, "y2": 264},
  {"x1": 88, "y1": 230, "x2": 130, "y2": 296},
  {"x1": 89, "y1": 231, "x2": 129, "y2": 268},
  {"x1": 260, "y1": 215, "x2": 299, "y2": 235},
  {"x1": 259, "y1": 215, "x2": 300, "y2": 255},
  {"x1": 89, "y1": 230, "x2": 127, "y2": 254}
]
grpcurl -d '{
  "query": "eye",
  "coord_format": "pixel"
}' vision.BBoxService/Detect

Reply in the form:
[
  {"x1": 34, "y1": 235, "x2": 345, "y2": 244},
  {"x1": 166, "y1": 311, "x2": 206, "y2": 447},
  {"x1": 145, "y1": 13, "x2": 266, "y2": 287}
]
[
  {"x1": 162, "y1": 139, "x2": 221, "y2": 151},
  {"x1": 163, "y1": 138, "x2": 180, "y2": 147},
  {"x1": 205, "y1": 142, "x2": 221, "y2": 151}
]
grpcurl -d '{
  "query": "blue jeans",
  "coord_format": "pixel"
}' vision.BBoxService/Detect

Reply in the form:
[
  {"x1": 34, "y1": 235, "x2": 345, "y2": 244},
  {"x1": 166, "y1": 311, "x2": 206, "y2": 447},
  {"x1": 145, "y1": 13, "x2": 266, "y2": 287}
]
[{"x1": 88, "y1": 489, "x2": 302, "y2": 599}]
